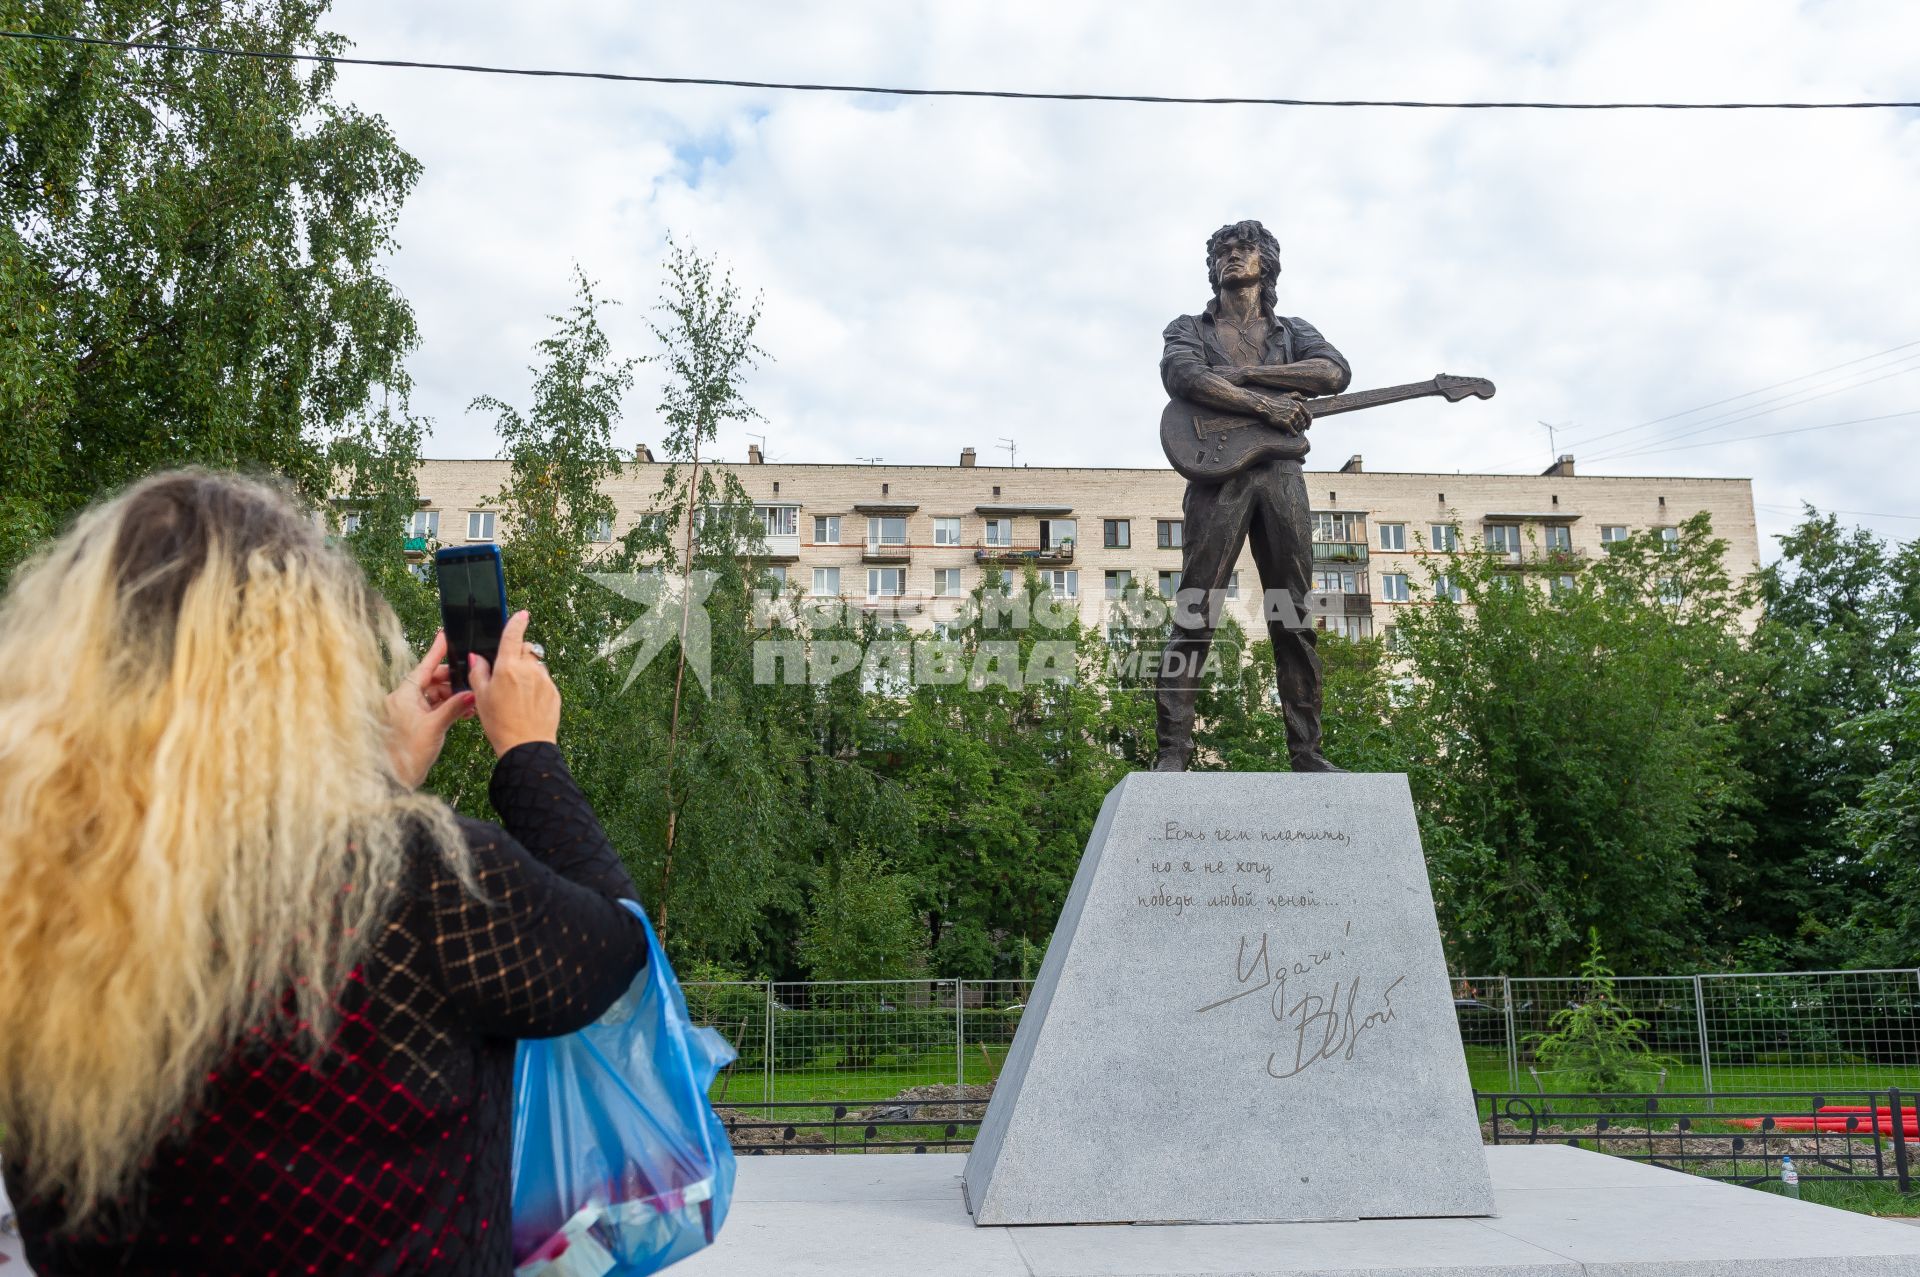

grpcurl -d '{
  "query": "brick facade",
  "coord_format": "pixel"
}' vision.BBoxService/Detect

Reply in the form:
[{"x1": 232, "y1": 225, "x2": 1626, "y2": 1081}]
[{"x1": 409, "y1": 453, "x2": 1761, "y2": 639}]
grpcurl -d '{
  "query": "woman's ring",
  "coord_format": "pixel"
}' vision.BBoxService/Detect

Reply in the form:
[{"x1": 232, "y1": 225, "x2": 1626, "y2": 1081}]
[{"x1": 525, "y1": 642, "x2": 546, "y2": 662}]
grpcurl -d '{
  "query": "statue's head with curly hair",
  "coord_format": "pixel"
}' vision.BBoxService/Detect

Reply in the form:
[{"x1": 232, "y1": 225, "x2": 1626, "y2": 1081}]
[{"x1": 1205, "y1": 220, "x2": 1281, "y2": 317}]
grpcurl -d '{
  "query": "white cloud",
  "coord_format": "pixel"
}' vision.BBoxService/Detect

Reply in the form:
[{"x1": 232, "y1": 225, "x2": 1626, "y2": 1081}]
[{"x1": 326, "y1": 0, "x2": 1920, "y2": 555}]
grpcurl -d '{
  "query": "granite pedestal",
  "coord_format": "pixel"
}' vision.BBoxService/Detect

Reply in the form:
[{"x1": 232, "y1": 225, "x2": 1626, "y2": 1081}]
[
  {"x1": 674, "y1": 1146, "x2": 1920, "y2": 1276},
  {"x1": 966, "y1": 772, "x2": 1493, "y2": 1225}
]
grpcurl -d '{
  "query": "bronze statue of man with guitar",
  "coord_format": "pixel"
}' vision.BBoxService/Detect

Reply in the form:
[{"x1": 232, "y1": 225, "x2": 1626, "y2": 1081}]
[{"x1": 1152, "y1": 219, "x2": 1493, "y2": 773}]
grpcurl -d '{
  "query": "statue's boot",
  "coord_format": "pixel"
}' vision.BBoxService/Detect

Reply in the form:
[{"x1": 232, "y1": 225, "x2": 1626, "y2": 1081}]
[
  {"x1": 1284, "y1": 697, "x2": 1346, "y2": 774},
  {"x1": 1152, "y1": 684, "x2": 1194, "y2": 772}
]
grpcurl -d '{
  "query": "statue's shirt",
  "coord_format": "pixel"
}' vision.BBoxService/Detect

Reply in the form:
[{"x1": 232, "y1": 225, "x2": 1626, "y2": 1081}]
[{"x1": 1159, "y1": 302, "x2": 1352, "y2": 402}]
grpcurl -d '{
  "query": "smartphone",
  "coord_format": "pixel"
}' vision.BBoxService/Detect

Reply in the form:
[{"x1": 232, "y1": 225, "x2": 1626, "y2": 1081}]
[{"x1": 435, "y1": 544, "x2": 508, "y2": 693}]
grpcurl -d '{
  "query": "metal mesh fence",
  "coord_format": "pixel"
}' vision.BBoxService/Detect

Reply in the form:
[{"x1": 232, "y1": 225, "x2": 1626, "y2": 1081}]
[
  {"x1": 1450, "y1": 975, "x2": 1516, "y2": 1091},
  {"x1": 961, "y1": 979, "x2": 1035, "y2": 1088},
  {"x1": 685, "y1": 970, "x2": 1920, "y2": 1105},
  {"x1": 681, "y1": 980, "x2": 772, "y2": 1106},
  {"x1": 1697, "y1": 970, "x2": 1920, "y2": 1093},
  {"x1": 767, "y1": 979, "x2": 959, "y2": 1098},
  {"x1": 1509, "y1": 975, "x2": 1704, "y2": 1094}
]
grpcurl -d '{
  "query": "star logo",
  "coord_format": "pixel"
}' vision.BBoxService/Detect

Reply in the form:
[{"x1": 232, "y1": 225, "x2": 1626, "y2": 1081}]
[{"x1": 587, "y1": 568, "x2": 718, "y2": 693}]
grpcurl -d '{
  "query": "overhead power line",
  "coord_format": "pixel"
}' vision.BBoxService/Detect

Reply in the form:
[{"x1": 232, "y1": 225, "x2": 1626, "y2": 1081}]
[
  {"x1": 1546, "y1": 339, "x2": 1920, "y2": 457},
  {"x1": 1585, "y1": 358, "x2": 1920, "y2": 463},
  {"x1": 1589, "y1": 408, "x2": 1919, "y2": 461},
  {"x1": 4, "y1": 30, "x2": 1919, "y2": 110}
]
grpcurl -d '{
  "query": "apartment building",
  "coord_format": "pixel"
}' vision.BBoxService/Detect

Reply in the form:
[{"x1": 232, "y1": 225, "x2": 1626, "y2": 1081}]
[{"x1": 407, "y1": 447, "x2": 1761, "y2": 641}]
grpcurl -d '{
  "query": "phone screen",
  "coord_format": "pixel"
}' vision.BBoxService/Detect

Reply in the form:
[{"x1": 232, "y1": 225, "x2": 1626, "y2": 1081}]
[{"x1": 437, "y1": 550, "x2": 506, "y2": 692}]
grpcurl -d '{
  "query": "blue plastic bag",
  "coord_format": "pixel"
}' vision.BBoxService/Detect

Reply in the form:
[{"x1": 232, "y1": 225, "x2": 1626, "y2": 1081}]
[{"x1": 510, "y1": 901, "x2": 737, "y2": 1276}]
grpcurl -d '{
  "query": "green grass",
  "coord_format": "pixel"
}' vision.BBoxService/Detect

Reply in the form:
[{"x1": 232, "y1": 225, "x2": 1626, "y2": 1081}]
[
  {"x1": 708, "y1": 1045, "x2": 1010, "y2": 1110},
  {"x1": 1465, "y1": 1045, "x2": 1920, "y2": 1114},
  {"x1": 1795, "y1": 1178, "x2": 1920, "y2": 1216}
]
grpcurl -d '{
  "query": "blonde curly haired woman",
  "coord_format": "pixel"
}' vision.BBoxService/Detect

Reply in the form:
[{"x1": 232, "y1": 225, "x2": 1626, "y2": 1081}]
[{"x1": 0, "y1": 469, "x2": 648, "y2": 1274}]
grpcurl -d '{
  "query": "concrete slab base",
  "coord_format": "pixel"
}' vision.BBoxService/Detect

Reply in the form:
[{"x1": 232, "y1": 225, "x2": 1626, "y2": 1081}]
[{"x1": 675, "y1": 1145, "x2": 1920, "y2": 1276}]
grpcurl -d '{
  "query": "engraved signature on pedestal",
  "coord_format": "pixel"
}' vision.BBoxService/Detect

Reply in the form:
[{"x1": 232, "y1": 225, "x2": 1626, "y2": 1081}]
[{"x1": 1193, "y1": 930, "x2": 1407, "y2": 1080}]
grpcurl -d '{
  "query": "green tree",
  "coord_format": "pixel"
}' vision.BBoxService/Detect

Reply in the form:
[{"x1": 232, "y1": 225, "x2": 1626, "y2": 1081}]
[
  {"x1": 1, "y1": 3, "x2": 420, "y2": 576},
  {"x1": 641, "y1": 238, "x2": 768, "y2": 947},
  {"x1": 892, "y1": 569, "x2": 1123, "y2": 977},
  {"x1": 798, "y1": 847, "x2": 927, "y2": 981},
  {"x1": 1704, "y1": 511, "x2": 1920, "y2": 967},
  {"x1": 1836, "y1": 684, "x2": 1920, "y2": 968},
  {"x1": 1527, "y1": 929, "x2": 1672, "y2": 1095},
  {"x1": 1392, "y1": 516, "x2": 1748, "y2": 974}
]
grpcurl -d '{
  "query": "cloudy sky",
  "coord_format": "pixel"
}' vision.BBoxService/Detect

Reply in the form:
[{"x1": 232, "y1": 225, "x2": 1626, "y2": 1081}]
[{"x1": 325, "y1": 0, "x2": 1920, "y2": 557}]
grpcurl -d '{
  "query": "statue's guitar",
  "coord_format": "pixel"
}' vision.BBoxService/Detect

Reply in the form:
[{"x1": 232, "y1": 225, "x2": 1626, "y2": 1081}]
[{"x1": 1160, "y1": 374, "x2": 1496, "y2": 483}]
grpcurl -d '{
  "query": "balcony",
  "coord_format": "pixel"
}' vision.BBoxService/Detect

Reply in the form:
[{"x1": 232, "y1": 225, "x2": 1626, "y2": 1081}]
[
  {"x1": 975, "y1": 543, "x2": 1075, "y2": 566},
  {"x1": 863, "y1": 538, "x2": 912, "y2": 563},
  {"x1": 1490, "y1": 546, "x2": 1588, "y2": 572},
  {"x1": 1307, "y1": 591, "x2": 1373, "y2": 618},
  {"x1": 759, "y1": 532, "x2": 801, "y2": 561},
  {"x1": 1311, "y1": 540, "x2": 1370, "y2": 565}
]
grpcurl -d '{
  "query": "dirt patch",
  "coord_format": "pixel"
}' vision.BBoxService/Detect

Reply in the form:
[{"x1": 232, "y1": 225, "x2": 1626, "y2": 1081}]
[
  {"x1": 719, "y1": 1083, "x2": 995, "y2": 1156},
  {"x1": 849, "y1": 1083, "x2": 993, "y2": 1126},
  {"x1": 1483, "y1": 1119, "x2": 1884, "y2": 1170}
]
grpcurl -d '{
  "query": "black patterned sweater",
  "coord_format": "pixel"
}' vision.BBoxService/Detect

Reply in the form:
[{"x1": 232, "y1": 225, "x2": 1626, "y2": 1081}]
[{"x1": 6, "y1": 741, "x2": 648, "y2": 1275}]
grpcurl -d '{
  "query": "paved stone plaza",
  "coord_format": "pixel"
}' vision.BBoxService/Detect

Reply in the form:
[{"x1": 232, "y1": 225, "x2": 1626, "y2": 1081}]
[{"x1": 678, "y1": 1145, "x2": 1920, "y2": 1276}]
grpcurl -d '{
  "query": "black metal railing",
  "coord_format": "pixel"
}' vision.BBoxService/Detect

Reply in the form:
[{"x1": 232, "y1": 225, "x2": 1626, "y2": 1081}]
[
  {"x1": 1480, "y1": 1087, "x2": 1913, "y2": 1190},
  {"x1": 713, "y1": 1098, "x2": 988, "y2": 1155}
]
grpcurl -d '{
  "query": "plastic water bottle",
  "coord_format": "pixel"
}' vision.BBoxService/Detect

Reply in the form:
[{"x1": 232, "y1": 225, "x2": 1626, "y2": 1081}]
[{"x1": 1780, "y1": 1154, "x2": 1801, "y2": 1199}]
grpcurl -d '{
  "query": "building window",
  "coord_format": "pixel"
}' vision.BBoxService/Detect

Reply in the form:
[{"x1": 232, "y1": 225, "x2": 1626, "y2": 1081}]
[
  {"x1": 984, "y1": 518, "x2": 1013, "y2": 547},
  {"x1": 1226, "y1": 571, "x2": 1240, "y2": 599},
  {"x1": 1157, "y1": 520, "x2": 1183, "y2": 549},
  {"x1": 409, "y1": 510, "x2": 440, "y2": 539},
  {"x1": 1158, "y1": 570, "x2": 1182, "y2": 598},
  {"x1": 1315, "y1": 568, "x2": 1360, "y2": 594},
  {"x1": 1659, "y1": 527, "x2": 1680, "y2": 553},
  {"x1": 1434, "y1": 574, "x2": 1464, "y2": 603},
  {"x1": 1544, "y1": 524, "x2": 1572, "y2": 552},
  {"x1": 868, "y1": 516, "x2": 908, "y2": 546},
  {"x1": 1048, "y1": 569, "x2": 1078, "y2": 599},
  {"x1": 1104, "y1": 519, "x2": 1131, "y2": 549},
  {"x1": 812, "y1": 566, "x2": 841, "y2": 595},
  {"x1": 758, "y1": 505, "x2": 797, "y2": 537},
  {"x1": 1317, "y1": 614, "x2": 1373, "y2": 640},
  {"x1": 932, "y1": 516, "x2": 962, "y2": 546},
  {"x1": 1104, "y1": 569, "x2": 1132, "y2": 599},
  {"x1": 934, "y1": 567, "x2": 964, "y2": 596},
  {"x1": 814, "y1": 514, "x2": 841, "y2": 544},
  {"x1": 340, "y1": 510, "x2": 365, "y2": 535},
  {"x1": 867, "y1": 567, "x2": 906, "y2": 598},
  {"x1": 1429, "y1": 523, "x2": 1459, "y2": 553},
  {"x1": 589, "y1": 515, "x2": 614, "y2": 543},
  {"x1": 1040, "y1": 518, "x2": 1076, "y2": 549},
  {"x1": 1600, "y1": 524, "x2": 1629, "y2": 545},
  {"x1": 1312, "y1": 512, "x2": 1362, "y2": 541},
  {"x1": 1658, "y1": 577, "x2": 1685, "y2": 605},
  {"x1": 1381, "y1": 572, "x2": 1410, "y2": 602},
  {"x1": 1379, "y1": 523, "x2": 1406, "y2": 551},
  {"x1": 467, "y1": 511, "x2": 496, "y2": 541},
  {"x1": 1486, "y1": 524, "x2": 1521, "y2": 554},
  {"x1": 766, "y1": 564, "x2": 788, "y2": 586},
  {"x1": 1552, "y1": 574, "x2": 1576, "y2": 597}
]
